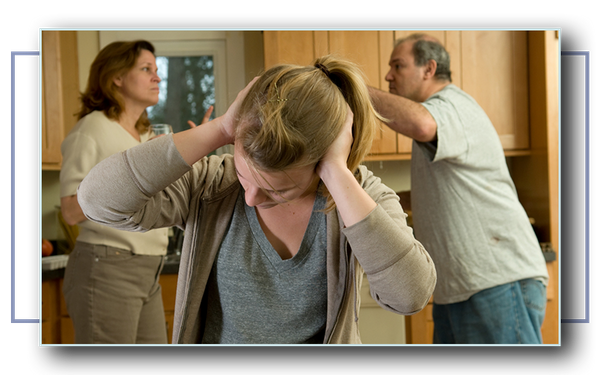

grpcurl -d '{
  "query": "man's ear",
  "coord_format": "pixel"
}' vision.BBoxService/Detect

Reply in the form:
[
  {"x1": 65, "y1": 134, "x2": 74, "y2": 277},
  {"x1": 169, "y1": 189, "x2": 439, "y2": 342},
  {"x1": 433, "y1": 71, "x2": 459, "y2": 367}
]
[{"x1": 423, "y1": 59, "x2": 438, "y2": 80}]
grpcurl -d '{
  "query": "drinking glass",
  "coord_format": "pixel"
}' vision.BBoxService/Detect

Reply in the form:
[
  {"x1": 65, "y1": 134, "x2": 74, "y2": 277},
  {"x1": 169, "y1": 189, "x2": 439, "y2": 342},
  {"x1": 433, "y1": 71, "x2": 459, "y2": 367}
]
[{"x1": 150, "y1": 124, "x2": 173, "y2": 136}]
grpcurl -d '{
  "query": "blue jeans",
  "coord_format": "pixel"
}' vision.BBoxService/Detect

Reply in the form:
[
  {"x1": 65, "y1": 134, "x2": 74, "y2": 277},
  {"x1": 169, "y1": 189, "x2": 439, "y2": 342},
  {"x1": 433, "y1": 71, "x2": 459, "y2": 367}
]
[{"x1": 432, "y1": 279, "x2": 546, "y2": 344}]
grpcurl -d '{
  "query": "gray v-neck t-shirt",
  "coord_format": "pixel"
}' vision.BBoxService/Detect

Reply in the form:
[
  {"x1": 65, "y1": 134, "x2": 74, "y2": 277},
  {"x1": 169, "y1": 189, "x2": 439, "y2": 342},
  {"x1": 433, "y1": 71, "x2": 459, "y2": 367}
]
[{"x1": 202, "y1": 189, "x2": 328, "y2": 344}]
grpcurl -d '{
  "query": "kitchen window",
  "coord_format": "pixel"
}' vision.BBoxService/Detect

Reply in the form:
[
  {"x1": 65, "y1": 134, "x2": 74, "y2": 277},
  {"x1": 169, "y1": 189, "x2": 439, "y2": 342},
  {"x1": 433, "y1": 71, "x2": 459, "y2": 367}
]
[{"x1": 148, "y1": 55, "x2": 215, "y2": 133}]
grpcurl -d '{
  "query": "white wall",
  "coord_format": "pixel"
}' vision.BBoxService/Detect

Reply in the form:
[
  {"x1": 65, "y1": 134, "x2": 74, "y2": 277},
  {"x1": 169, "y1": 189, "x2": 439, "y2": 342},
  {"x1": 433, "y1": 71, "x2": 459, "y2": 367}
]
[{"x1": 363, "y1": 159, "x2": 412, "y2": 193}]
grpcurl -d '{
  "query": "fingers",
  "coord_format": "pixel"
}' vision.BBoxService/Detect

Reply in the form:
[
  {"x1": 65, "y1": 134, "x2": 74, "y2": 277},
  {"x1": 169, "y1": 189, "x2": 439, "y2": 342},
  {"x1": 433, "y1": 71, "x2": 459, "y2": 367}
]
[
  {"x1": 201, "y1": 105, "x2": 214, "y2": 124},
  {"x1": 188, "y1": 105, "x2": 215, "y2": 129},
  {"x1": 342, "y1": 104, "x2": 354, "y2": 138},
  {"x1": 221, "y1": 76, "x2": 261, "y2": 139},
  {"x1": 186, "y1": 77, "x2": 259, "y2": 133}
]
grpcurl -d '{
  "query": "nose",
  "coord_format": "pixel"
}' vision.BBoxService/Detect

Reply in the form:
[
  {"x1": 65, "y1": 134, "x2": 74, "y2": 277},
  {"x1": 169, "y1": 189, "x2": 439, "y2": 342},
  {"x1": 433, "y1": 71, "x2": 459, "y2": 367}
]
[
  {"x1": 385, "y1": 69, "x2": 393, "y2": 82},
  {"x1": 244, "y1": 185, "x2": 268, "y2": 207}
]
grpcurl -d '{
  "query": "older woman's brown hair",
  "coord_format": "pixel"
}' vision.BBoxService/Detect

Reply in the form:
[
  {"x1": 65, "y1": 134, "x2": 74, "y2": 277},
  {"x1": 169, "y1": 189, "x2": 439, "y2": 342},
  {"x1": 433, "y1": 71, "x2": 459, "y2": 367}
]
[{"x1": 77, "y1": 40, "x2": 156, "y2": 133}]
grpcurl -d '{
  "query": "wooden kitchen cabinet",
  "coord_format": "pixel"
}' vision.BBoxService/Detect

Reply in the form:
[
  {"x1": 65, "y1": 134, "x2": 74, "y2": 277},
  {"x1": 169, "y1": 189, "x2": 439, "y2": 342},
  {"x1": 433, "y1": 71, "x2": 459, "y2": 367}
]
[
  {"x1": 41, "y1": 30, "x2": 80, "y2": 170},
  {"x1": 41, "y1": 279, "x2": 59, "y2": 344},
  {"x1": 40, "y1": 278, "x2": 75, "y2": 344},
  {"x1": 460, "y1": 31, "x2": 530, "y2": 150},
  {"x1": 264, "y1": 30, "x2": 532, "y2": 160},
  {"x1": 263, "y1": 31, "x2": 327, "y2": 68}
]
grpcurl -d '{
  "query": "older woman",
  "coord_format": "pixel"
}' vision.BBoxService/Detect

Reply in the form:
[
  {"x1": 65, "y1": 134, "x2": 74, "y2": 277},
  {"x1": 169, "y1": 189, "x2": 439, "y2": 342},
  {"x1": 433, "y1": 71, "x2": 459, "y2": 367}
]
[
  {"x1": 60, "y1": 40, "x2": 169, "y2": 344},
  {"x1": 77, "y1": 55, "x2": 437, "y2": 344}
]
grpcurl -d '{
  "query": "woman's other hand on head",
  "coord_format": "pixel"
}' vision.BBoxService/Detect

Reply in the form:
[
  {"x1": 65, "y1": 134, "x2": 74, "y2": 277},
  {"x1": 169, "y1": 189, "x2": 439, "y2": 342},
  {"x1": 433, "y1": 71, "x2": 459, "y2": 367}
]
[
  {"x1": 220, "y1": 76, "x2": 260, "y2": 143},
  {"x1": 317, "y1": 105, "x2": 354, "y2": 177}
]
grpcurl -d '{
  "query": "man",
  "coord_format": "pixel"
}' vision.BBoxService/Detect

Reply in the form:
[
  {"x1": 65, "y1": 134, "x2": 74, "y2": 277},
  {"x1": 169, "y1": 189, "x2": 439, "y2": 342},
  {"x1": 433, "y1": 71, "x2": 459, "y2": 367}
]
[{"x1": 369, "y1": 33, "x2": 549, "y2": 344}]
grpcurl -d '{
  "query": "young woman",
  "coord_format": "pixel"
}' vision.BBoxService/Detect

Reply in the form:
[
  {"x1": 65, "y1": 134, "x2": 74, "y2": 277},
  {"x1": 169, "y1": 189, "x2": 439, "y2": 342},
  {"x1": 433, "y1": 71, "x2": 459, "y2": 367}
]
[
  {"x1": 59, "y1": 40, "x2": 170, "y2": 344},
  {"x1": 76, "y1": 55, "x2": 437, "y2": 344}
]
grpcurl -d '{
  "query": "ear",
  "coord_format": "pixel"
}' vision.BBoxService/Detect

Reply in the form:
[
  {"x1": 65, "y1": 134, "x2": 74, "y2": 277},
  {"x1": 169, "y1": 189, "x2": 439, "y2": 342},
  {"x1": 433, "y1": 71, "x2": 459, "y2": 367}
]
[
  {"x1": 423, "y1": 59, "x2": 437, "y2": 80},
  {"x1": 113, "y1": 75, "x2": 123, "y2": 88}
]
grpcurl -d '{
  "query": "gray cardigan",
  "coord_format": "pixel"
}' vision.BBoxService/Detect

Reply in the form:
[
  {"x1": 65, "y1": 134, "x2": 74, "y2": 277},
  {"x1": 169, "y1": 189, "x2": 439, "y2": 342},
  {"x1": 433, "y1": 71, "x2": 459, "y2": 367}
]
[{"x1": 77, "y1": 134, "x2": 437, "y2": 344}]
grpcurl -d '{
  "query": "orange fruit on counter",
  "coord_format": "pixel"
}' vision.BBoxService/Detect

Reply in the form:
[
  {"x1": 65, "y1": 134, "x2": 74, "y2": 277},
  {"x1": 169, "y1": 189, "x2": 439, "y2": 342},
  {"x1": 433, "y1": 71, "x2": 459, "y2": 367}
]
[{"x1": 42, "y1": 239, "x2": 54, "y2": 257}]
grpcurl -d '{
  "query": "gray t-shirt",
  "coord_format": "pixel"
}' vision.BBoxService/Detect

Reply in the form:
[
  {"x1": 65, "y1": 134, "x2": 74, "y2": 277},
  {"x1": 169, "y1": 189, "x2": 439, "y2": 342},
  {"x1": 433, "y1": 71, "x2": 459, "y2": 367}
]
[
  {"x1": 202, "y1": 189, "x2": 328, "y2": 344},
  {"x1": 411, "y1": 84, "x2": 548, "y2": 305}
]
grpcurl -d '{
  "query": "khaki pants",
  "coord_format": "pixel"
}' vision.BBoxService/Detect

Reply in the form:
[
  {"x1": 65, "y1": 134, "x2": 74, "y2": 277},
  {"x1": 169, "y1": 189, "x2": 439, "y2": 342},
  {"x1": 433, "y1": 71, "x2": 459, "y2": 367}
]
[{"x1": 62, "y1": 242, "x2": 168, "y2": 344}]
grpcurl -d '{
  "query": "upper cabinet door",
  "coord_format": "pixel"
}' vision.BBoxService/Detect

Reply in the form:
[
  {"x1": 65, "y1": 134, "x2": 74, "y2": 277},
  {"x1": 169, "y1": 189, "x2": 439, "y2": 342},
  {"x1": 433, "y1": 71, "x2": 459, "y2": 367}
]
[
  {"x1": 41, "y1": 31, "x2": 80, "y2": 170},
  {"x1": 460, "y1": 31, "x2": 529, "y2": 150},
  {"x1": 41, "y1": 31, "x2": 65, "y2": 167},
  {"x1": 264, "y1": 31, "x2": 325, "y2": 68}
]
